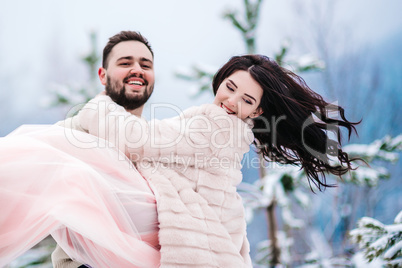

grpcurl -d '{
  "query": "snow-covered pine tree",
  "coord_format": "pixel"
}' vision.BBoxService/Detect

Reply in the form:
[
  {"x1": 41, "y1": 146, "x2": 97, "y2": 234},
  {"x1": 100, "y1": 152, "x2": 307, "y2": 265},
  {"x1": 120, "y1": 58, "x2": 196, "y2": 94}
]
[
  {"x1": 343, "y1": 134, "x2": 402, "y2": 186},
  {"x1": 349, "y1": 210, "x2": 402, "y2": 267},
  {"x1": 42, "y1": 31, "x2": 100, "y2": 109},
  {"x1": 239, "y1": 133, "x2": 402, "y2": 266}
]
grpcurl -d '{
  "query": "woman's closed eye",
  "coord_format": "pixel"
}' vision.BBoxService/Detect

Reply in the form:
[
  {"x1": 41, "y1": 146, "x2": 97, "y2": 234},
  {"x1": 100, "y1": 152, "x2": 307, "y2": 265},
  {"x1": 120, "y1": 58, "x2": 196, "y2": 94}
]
[{"x1": 243, "y1": 98, "x2": 252, "y2": 105}]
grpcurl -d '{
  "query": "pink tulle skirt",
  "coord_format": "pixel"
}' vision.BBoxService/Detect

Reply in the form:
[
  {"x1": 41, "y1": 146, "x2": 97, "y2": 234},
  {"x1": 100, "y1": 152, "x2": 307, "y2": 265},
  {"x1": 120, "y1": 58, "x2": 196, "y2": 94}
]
[{"x1": 0, "y1": 125, "x2": 160, "y2": 267}]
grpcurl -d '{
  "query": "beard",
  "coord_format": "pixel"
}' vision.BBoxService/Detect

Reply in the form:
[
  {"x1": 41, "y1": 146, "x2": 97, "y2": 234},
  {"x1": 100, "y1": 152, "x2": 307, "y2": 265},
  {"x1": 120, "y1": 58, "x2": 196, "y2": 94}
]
[{"x1": 105, "y1": 75, "x2": 154, "y2": 110}]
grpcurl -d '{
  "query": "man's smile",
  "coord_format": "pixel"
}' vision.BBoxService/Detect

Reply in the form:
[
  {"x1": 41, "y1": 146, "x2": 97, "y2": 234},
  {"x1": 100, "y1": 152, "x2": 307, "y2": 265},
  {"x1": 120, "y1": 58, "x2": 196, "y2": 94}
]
[{"x1": 125, "y1": 77, "x2": 146, "y2": 90}]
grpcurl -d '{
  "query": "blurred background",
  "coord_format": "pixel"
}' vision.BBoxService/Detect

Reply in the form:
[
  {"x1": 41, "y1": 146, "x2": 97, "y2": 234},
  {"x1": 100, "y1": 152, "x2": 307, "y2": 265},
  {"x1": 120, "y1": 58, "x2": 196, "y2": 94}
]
[{"x1": 1, "y1": 0, "x2": 401, "y2": 267}]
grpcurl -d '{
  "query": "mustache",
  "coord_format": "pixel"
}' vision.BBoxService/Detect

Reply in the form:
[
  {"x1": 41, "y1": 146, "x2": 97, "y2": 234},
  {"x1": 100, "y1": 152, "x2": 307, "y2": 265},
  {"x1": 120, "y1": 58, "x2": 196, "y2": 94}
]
[{"x1": 123, "y1": 74, "x2": 148, "y2": 85}]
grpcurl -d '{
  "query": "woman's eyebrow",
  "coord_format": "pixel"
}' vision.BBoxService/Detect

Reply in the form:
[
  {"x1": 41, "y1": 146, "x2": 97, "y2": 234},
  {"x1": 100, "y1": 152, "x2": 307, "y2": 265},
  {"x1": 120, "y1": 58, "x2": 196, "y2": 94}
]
[
  {"x1": 244, "y1": 94, "x2": 256, "y2": 102},
  {"x1": 228, "y1": 79, "x2": 238, "y2": 88}
]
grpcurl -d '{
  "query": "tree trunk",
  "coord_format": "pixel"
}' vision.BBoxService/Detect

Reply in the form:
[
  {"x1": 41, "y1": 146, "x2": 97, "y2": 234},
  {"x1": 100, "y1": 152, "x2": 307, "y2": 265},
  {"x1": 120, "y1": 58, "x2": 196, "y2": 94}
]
[
  {"x1": 267, "y1": 201, "x2": 280, "y2": 267},
  {"x1": 259, "y1": 154, "x2": 281, "y2": 266}
]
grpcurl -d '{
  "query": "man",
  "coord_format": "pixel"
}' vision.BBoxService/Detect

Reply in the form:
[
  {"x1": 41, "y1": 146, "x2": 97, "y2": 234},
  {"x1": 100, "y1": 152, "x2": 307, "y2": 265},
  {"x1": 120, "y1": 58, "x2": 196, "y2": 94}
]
[
  {"x1": 57, "y1": 30, "x2": 154, "y2": 130},
  {"x1": 52, "y1": 30, "x2": 156, "y2": 268}
]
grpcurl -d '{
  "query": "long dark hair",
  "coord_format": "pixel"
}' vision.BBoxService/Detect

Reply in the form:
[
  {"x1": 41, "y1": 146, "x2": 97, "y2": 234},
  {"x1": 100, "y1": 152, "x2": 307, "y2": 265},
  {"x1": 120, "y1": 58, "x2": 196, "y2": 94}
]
[{"x1": 212, "y1": 55, "x2": 360, "y2": 190}]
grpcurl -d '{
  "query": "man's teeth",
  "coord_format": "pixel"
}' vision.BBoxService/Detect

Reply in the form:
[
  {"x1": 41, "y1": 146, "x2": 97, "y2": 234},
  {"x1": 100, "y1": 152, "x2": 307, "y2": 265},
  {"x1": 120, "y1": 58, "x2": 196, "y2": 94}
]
[{"x1": 128, "y1": 81, "x2": 143, "y2": 86}]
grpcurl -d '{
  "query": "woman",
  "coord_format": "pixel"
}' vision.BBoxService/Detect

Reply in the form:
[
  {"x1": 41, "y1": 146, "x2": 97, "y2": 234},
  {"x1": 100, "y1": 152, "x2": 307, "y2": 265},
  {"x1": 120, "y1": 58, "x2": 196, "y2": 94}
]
[
  {"x1": 0, "y1": 55, "x2": 358, "y2": 267},
  {"x1": 75, "y1": 55, "x2": 358, "y2": 266}
]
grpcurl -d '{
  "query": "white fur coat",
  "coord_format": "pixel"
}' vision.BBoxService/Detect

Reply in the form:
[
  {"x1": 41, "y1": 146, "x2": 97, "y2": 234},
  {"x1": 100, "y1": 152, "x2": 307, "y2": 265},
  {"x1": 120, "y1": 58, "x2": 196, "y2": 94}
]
[{"x1": 78, "y1": 95, "x2": 254, "y2": 267}]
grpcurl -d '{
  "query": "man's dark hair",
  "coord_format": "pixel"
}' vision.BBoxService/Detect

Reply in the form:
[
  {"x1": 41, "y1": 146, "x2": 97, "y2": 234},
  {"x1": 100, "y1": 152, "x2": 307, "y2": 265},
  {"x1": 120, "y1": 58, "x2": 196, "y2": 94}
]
[{"x1": 102, "y1": 31, "x2": 153, "y2": 68}]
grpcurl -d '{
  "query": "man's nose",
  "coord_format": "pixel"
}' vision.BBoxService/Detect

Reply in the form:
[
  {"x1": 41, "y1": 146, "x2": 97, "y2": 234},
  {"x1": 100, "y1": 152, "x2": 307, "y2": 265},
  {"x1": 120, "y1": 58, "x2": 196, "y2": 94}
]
[{"x1": 129, "y1": 63, "x2": 144, "y2": 75}]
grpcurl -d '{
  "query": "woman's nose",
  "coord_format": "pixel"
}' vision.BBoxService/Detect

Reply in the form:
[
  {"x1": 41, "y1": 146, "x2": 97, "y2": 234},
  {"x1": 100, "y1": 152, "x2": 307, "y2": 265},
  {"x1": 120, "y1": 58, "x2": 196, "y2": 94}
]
[{"x1": 228, "y1": 96, "x2": 238, "y2": 107}]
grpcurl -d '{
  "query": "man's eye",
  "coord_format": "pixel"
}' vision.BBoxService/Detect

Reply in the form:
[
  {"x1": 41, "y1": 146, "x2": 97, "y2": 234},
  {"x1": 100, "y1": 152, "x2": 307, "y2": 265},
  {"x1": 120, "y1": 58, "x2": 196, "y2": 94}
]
[{"x1": 142, "y1": 65, "x2": 151, "y2": 69}]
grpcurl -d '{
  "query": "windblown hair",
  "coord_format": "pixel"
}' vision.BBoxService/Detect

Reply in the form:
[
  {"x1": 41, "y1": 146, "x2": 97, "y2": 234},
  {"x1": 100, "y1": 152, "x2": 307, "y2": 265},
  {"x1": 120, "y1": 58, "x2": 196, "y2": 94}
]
[
  {"x1": 102, "y1": 31, "x2": 153, "y2": 69},
  {"x1": 212, "y1": 55, "x2": 360, "y2": 190}
]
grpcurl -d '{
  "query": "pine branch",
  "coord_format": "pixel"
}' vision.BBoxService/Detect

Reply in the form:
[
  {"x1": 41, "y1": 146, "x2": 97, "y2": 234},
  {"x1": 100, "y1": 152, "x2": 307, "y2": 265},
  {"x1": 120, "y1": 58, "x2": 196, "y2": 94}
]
[{"x1": 350, "y1": 211, "x2": 402, "y2": 266}]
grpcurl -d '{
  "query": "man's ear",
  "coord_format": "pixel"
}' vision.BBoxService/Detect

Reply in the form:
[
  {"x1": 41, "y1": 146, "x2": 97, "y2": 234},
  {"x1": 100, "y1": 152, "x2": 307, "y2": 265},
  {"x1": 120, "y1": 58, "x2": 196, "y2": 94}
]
[
  {"x1": 249, "y1": 107, "x2": 263, "y2": 118},
  {"x1": 98, "y1": 67, "x2": 107, "y2": 86}
]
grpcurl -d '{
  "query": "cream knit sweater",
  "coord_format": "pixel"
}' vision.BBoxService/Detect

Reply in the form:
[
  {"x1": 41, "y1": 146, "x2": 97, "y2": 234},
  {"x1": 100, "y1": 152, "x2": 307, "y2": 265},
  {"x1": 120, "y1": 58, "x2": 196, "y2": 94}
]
[{"x1": 78, "y1": 96, "x2": 254, "y2": 267}]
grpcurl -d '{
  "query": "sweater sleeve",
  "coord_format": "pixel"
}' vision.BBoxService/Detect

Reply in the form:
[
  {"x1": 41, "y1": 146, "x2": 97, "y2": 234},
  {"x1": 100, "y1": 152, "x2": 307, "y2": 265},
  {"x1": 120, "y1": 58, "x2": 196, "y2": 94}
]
[
  {"x1": 55, "y1": 116, "x2": 87, "y2": 133},
  {"x1": 76, "y1": 95, "x2": 147, "y2": 156},
  {"x1": 77, "y1": 96, "x2": 240, "y2": 165}
]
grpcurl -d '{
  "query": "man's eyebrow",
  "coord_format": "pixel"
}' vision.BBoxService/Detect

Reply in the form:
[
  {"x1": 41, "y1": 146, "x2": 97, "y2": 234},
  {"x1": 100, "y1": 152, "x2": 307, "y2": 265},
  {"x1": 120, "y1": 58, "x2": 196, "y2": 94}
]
[
  {"x1": 117, "y1": 56, "x2": 133, "y2": 61},
  {"x1": 228, "y1": 79, "x2": 257, "y2": 102},
  {"x1": 140, "y1": 57, "x2": 153, "y2": 64},
  {"x1": 116, "y1": 56, "x2": 153, "y2": 65}
]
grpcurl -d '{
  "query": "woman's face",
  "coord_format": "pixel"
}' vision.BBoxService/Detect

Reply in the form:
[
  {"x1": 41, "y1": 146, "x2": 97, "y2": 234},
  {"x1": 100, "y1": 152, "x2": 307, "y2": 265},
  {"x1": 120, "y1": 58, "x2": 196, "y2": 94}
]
[{"x1": 213, "y1": 70, "x2": 263, "y2": 120}]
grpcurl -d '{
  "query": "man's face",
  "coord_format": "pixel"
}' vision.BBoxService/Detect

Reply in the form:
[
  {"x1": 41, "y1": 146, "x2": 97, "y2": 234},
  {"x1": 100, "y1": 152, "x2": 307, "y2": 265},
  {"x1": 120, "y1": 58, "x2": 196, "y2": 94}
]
[{"x1": 99, "y1": 41, "x2": 155, "y2": 111}]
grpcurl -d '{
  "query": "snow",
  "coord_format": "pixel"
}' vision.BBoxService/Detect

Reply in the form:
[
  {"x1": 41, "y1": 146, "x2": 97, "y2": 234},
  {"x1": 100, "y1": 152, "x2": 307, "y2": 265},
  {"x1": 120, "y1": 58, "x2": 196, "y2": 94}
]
[
  {"x1": 350, "y1": 212, "x2": 402, "y2": 266},
  {"x1": 351, "y1": 252, "x2": 385, "y2": 267},
  {"x1": 341, "y1": 134, "x2": 402, "y2": 187},
  {"x1": 41, "y1": 81, "x2": 98, "y2": 108},
  {"x1": 386, "y1": 223, "x2": 402, "y2": 233},
  {"x1": 276, "y1": 231, "x2": 294, "y2": 265},
  {"x1": 282, "y1": 207, "x2": 304, "y2": 229},
  {"x1": 370, "y1": 235, "x2": 391, "y2": 250},
  {"x1": 308, "y1": 229, "x2": 333, "y2": 259},
  {"x1": 389, "y1": 134, "x2": 402, "y2": 149},
  {"x1": 345, "y1": 135, "x2": 401, "y2": 162},
  {"x1": 358, "y1": 216, "x2": 386, "y2": 229},
  {"x1": 297, "y1": 54, "x2": 325, "y2": 69},
  {"x1": 395, "y1": 210, "x2": 402, "y2": 223},
  {"x1": 238, "y1": 181, "x2": 272, "y2": 223},
  {"x1": 253, "y1": 231, "x2": 294, "y2": 267},
  {"x1": 344, "y1": 143, "x2": 377, "y2": 157},
  {"x1": 350, "y1": 165, "x2": 388, "y2": 186},
  {"x1": 384, "y1": 240, "x2": 402, "y2": 259},
  {"x1": 293, "y1": 189, "x2": 310, "y2": 207}
]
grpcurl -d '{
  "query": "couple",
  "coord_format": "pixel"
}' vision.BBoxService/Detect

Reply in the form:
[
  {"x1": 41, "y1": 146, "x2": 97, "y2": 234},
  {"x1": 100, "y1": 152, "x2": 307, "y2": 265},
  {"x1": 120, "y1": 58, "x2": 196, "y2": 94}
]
[{"x1": 0, "y1": 31, "x2": 358, "y2": 267}]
